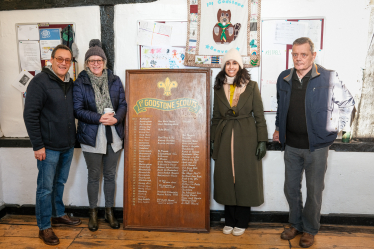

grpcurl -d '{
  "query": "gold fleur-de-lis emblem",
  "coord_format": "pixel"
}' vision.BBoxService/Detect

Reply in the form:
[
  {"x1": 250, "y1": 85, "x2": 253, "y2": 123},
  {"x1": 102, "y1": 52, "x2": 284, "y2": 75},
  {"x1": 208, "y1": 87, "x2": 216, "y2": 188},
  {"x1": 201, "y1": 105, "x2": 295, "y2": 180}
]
[{"x1": 157, "y1": 77, "x2": 178, "y2": 96}]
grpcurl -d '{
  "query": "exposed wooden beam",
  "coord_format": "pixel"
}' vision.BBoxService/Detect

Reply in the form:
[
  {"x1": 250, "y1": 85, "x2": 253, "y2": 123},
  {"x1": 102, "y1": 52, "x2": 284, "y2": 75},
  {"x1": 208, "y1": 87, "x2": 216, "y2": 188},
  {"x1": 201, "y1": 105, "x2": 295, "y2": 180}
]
[{"x1": 0, "y1": 0, "x2": 156, "y2": 11}]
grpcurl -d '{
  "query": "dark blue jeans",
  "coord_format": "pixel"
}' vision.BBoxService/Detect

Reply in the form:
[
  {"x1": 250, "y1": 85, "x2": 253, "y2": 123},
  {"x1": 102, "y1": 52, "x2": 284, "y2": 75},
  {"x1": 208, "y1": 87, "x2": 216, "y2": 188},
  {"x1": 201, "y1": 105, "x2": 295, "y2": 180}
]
[
  {"x1": 284, "y1": 145, "x2": 329, "y2": 235},
  {"x1": 36, "y1": 147, "x2": 74, "y2": 230}
]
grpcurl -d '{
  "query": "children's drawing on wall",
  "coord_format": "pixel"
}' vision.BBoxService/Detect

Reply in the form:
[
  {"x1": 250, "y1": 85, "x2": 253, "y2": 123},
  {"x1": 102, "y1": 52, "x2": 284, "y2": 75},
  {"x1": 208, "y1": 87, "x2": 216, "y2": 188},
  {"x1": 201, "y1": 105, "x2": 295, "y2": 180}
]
[{"x1": 141, "y1": 46, "x2": 187, "y2": 69}]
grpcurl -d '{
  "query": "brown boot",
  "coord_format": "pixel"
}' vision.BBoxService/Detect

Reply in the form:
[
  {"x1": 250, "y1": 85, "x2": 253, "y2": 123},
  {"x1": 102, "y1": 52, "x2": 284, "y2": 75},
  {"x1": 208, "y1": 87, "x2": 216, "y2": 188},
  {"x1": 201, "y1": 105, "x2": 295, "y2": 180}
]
[
  {"x1": 105, "y1": 207, "x2": 120, "y2": 229},
  {"x1": 51, "y1": 214, "x2": 82, "y2": 226},
  {"x1": 39, "y1": 227, "x2": 59, "y2": 245},
  {"x1": 88, "y1": 208, "x2": 98, "y2": 232},
  {"x1": 299, "y1": 232, "x2": 315, "y2": 248},
  {"x1": 281, "y1": 227, "x2": 302, "y2": 240}
]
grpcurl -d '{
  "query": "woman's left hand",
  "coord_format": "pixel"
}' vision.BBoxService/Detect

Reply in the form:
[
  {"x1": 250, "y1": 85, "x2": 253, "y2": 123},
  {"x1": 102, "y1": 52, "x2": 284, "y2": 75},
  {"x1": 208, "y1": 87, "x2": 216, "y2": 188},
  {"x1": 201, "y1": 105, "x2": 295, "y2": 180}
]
[
  {"x1": 255, "y1": 141, "x2": 267, "y2": 160},
  {"x1": 100, "y1": 113, "x2": 117, "y2": 126}
]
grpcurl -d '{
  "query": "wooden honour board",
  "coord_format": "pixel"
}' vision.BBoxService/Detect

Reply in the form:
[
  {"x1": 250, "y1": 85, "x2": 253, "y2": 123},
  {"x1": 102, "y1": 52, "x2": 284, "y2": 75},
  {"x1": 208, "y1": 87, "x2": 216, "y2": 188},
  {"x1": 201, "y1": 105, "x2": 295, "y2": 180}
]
[{"x1": 124, "y1": 69, "x2": 211, "y2": 232}]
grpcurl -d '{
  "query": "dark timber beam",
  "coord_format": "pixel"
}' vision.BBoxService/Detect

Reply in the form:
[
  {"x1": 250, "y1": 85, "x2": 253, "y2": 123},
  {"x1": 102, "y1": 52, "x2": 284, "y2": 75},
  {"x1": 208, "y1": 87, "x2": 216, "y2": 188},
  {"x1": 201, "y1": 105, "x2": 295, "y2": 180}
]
[
  {"x1": 0, "y1": 0, "x2": 156, "y2": 11},
  {"x1": 100, "y1": 5, "x2": 115, "y2": 71},
  {"x1": 0, "y1": 0, "x2": 156, "y2": 71}
]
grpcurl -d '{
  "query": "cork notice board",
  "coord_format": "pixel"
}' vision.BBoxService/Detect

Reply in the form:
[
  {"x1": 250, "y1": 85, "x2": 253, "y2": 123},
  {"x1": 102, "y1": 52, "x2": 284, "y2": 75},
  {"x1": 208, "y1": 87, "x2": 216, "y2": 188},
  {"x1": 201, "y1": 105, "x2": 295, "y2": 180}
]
[{"x1": 124, "y1": 69, "x2": 211, "y2": 232}]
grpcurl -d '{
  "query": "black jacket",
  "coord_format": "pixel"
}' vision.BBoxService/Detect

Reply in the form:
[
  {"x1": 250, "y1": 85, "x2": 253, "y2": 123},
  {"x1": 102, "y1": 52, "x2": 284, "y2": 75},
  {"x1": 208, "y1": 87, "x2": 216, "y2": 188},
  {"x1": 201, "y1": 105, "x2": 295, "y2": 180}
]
[{"x1": 23, "y1": 68, "x2": 76, "y2": 151}]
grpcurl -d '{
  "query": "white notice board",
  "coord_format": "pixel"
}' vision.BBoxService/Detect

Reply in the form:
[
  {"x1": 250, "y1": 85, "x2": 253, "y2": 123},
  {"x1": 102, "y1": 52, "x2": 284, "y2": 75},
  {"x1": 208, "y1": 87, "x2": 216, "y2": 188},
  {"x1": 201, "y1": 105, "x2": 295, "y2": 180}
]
[{"x1": 260, "y1": 18, "x2": 325, "y2": 112}]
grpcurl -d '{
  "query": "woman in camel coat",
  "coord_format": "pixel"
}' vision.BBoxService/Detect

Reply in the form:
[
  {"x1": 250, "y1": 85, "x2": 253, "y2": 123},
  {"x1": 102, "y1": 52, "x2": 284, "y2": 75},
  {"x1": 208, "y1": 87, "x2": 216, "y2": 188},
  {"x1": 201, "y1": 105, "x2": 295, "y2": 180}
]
[{"x1": 211, "y1": 48, "x2": 268, "y2": 236}]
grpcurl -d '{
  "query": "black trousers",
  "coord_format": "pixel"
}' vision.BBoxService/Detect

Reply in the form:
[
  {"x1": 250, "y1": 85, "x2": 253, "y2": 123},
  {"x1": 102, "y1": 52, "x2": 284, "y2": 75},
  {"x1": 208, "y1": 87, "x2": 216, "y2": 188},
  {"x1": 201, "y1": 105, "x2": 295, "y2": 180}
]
[{"x1": 224, "y1": 205, "x2": 251, "y2": 228}]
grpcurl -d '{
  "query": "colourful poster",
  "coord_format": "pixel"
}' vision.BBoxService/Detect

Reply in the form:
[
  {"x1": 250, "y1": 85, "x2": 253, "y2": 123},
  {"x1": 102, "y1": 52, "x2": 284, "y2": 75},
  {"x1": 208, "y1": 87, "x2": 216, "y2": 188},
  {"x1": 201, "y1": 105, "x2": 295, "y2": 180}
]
[{"x1": 141, "y1": 46, "x2": 187, "y2": 69}]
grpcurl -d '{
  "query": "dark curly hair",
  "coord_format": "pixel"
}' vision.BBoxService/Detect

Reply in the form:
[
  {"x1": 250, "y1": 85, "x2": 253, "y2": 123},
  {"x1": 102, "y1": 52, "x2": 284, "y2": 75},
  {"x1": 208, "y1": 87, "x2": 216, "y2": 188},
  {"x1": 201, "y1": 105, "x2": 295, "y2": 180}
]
[{"x1": 214, "y1": 65, "x2": 251, "y2": 90}]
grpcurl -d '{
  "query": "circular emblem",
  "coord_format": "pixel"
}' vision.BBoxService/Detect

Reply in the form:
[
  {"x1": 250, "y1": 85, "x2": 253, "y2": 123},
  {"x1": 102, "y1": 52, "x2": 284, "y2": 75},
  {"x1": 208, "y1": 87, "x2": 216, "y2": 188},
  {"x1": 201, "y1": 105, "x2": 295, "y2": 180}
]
[{"x1": 40, "y1": 30, "x2": 51, "y2": 39}]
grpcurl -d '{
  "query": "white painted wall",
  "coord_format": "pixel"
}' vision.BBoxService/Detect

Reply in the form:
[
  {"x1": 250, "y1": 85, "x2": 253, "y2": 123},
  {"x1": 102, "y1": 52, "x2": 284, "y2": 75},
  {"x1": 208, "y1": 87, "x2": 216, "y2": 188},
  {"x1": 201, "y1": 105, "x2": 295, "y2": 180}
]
[
  {"x1": 0, "y1": 6, "x2": 101, "y2": 137},
  {"x1": 0, "y1": 0, "x2": 373, "y2": 215},
  {"x1": 1, "y1": 148, "x2": 374, "y2": 214}
]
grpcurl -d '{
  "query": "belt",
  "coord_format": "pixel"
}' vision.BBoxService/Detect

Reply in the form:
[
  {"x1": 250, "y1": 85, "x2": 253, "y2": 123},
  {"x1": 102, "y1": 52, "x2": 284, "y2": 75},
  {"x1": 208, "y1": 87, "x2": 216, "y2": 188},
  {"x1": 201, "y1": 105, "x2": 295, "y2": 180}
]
[{"x1": 212, "y1": 109, "x2": 252, "y2": 160}]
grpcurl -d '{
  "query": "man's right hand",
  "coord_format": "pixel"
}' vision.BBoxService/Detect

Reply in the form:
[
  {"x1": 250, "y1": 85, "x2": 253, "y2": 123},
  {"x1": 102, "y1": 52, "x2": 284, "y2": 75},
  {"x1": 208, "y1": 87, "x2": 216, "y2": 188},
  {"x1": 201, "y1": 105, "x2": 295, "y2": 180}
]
[
  {"x1": 34, "y1": 147, "x2": 46, "y2": 161},
  {"x1": 273, "y1": 130, "x2": 280, "y2": 143}
]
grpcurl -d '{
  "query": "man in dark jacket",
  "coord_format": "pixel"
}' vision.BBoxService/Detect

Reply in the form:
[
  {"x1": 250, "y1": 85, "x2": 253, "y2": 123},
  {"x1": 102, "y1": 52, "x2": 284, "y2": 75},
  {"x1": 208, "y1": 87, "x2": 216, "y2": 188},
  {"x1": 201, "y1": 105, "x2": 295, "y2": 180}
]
[
  {"x1": 23, "y1": 45, "x2": 81, "y2": 246},
  {"x1": 273, "y1": 38, "x2": 354, "y2": 248}
]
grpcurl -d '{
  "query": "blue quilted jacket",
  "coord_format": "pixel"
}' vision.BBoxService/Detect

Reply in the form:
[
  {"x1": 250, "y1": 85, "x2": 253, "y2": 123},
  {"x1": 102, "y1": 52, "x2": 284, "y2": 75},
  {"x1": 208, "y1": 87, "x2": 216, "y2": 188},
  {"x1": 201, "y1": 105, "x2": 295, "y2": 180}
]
[
  {"x1": 73, "y1": 69, "x2": 127, "y2": 147},
  {"x1": 275, "y1": 64, "x2": 354, "y2": 152}
]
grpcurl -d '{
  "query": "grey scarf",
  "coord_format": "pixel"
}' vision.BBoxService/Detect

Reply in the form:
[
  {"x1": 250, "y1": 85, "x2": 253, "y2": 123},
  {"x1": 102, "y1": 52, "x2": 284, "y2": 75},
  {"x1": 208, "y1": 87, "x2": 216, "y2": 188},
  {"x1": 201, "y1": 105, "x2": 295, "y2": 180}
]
[{"x1": 86, "y1": 69, "x2": 113, "y2": 114}]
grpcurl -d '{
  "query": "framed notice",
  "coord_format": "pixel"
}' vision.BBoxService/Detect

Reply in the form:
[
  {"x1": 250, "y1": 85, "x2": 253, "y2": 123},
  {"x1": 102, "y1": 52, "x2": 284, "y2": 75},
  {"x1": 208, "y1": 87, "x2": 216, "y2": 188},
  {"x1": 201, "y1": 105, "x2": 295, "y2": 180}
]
[
  {"x1": 124, "y1": 69, "x2": 211, "y2": 232},
  {"x1": 184, "y1": 0, "x2": 261, "y2": 68},
  {"x1": 260, "y1": 18, "x2": 324, "y2": 112}
]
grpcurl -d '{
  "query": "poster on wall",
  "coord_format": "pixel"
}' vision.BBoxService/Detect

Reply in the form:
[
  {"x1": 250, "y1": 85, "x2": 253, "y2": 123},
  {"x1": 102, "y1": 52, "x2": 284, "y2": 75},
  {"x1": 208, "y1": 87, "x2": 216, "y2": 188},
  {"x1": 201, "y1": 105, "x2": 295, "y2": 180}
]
[
  {"x1": 140, "y1": 46, "x2": 187, "y2": 69},
  {"x1": 39, "y1": 28, "x2": 62, "y2": 60},
  {"x1": 184, "y1": 0, "x2": 261, "y2": 68},
  {"x1": 260, "y1": 19, "x2": 324, "y2": 112}
]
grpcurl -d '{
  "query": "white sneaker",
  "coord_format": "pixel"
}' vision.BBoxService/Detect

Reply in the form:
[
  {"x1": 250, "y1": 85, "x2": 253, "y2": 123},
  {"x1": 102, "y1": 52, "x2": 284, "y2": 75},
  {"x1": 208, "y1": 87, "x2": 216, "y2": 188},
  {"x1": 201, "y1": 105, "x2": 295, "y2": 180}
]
[
  {"x1": 232, "y1": 227, "x2": 246, "y2": 236},
  {"x1": 223, "y1": 226, "x2": 234, "y2": 234}
]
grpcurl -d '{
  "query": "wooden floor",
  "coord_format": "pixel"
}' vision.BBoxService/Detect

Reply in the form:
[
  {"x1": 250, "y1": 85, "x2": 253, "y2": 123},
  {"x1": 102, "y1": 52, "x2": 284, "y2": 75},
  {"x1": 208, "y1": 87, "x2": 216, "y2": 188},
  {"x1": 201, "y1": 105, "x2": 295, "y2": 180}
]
[{"x1": 1, "y1": 215, "x2": 374, "y2": 248}]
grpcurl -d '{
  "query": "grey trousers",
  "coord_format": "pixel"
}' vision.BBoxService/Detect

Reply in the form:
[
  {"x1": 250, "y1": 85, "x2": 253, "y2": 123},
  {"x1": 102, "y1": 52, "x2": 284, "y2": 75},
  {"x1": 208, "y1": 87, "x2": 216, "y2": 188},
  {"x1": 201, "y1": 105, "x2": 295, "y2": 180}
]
[
  {"x1": 83, "y1": 144, "x2": 121, "y2": 208},
  {"x1": 284, "y1": 145, "x2": 329, "y2": 235}
]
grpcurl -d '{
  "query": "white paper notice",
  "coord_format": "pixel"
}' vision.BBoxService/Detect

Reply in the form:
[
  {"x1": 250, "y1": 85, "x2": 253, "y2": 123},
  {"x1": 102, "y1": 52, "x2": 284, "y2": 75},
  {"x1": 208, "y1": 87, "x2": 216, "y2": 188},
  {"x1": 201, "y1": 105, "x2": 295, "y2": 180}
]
[
  {"x1": 19, "y1": 41, "x2": 41, "y2": 71},
  {"x1": 274, "y1": 21, "x2": 308, "y2": 45},
  {"x1": 40, "y1": 40, "x2": 61, "y2": 60},
  {"x1": 165, "y1": 22, "x2": 187, "y2": 47},
  {"x1": 17, "y1": 25, "x2": 40, "y2": 41},
  {"x1": 299, "y1": 20, "x2": 322, "y2": 50},
  {"x1": 137, "y1": 21, "x2": 172, "y2": 46},
  {"x1": 12, "y1": 71, "x2": 33, "y2": 92}
]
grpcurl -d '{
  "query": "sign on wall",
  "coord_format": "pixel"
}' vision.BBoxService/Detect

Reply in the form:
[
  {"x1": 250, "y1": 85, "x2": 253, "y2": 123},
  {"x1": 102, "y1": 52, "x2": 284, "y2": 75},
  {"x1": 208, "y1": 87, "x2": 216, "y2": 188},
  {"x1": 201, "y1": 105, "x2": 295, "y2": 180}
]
[
  {"x1": 184, "y1": 0, "x2": 261, "y2": 68},
  {"x1": 124, "y1": 69, "x2": 211, "y2": 232}
]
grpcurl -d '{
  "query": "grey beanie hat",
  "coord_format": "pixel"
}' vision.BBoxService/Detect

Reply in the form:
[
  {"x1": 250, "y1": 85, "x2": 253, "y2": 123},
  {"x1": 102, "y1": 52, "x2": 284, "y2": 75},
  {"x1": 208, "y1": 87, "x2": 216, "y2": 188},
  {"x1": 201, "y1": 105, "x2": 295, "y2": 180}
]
[{"x1": 85, "y1": 39, "x2": 107, "y2": 61}]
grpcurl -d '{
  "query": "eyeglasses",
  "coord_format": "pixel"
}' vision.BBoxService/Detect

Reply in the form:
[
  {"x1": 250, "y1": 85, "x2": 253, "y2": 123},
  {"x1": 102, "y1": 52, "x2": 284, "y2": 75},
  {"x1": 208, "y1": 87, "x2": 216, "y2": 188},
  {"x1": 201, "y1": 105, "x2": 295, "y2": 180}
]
[
  {"x1": 53, "y1": 57, "x2": 72, "y2": 64},
  {"x1": 88, "y1": 59, "x2": 104, "y2": 65}
]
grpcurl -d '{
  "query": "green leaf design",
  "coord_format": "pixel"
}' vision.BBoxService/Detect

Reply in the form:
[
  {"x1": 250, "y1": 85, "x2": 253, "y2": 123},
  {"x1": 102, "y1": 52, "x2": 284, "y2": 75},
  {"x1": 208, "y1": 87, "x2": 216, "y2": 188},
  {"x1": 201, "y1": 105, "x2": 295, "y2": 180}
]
[{"x1": 251, "y1": 59, "x2": 259, "y2": 66}]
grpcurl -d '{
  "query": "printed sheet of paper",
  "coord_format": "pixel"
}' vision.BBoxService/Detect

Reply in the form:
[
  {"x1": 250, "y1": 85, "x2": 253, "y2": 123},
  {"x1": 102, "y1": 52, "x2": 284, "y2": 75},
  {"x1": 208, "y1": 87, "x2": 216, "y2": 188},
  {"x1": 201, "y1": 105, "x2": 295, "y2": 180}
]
[
  {"x1": 17, "y1": 25, "x2": 39, "y2": 40},
  {"x1": 165, "y1": 22, "x2": 187, "y2": 47},
  {"x1": 260, "y1": 44, "x2": 286, "y2": 112},
  {"x1": 299, "y1": 20, "x2": 322, "y2": 50},
  {"x1": 137, "y1": 21, "x2": 172, "y2": 46},
  {"x1": 19, "y1": 41, "x2": 41, "y2": 71},
  {"x1": 141, "y1": 46, "x2": 186, "y2": 69},
  {"x1": 12, "y1": 70, "x2": 33, "y2": 92},
  {"x1": 40, "y1": 40, "x2": 61, "y2": 60},
  {"x1": 274, "y1": 21, "x2": 308, "y2": 45}
]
